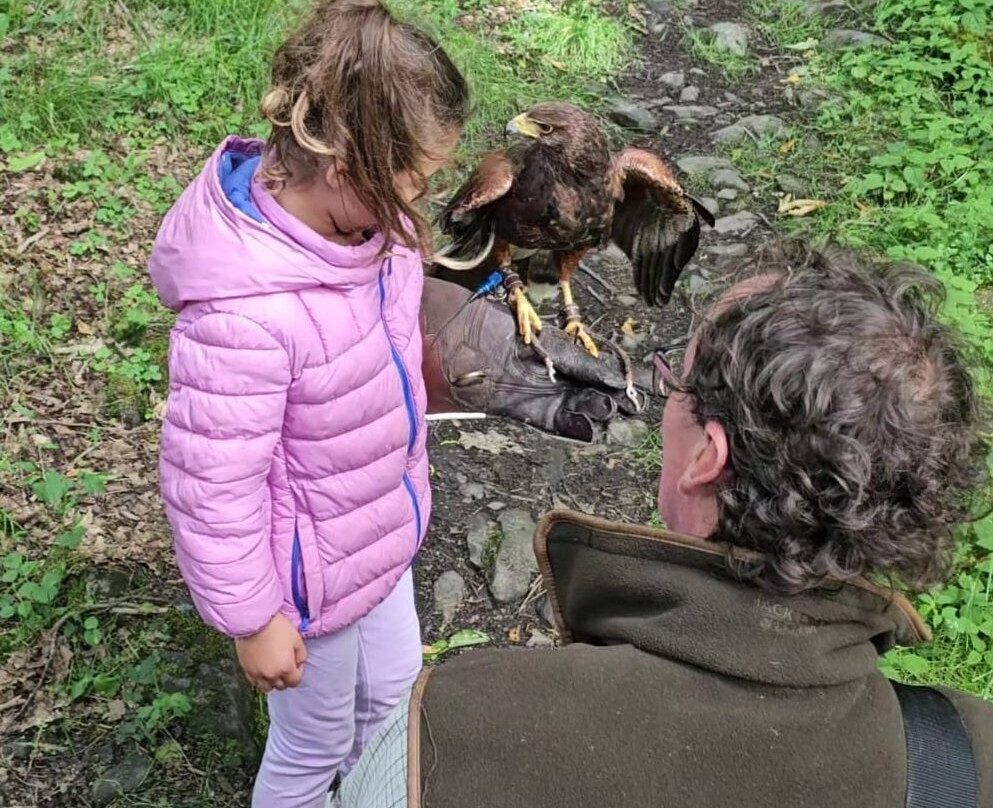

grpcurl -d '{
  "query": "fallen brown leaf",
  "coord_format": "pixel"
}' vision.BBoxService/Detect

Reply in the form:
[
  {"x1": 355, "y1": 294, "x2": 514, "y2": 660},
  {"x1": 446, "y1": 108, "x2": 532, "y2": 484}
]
[
  {"x1": 777, "y1": 195, "x2": 828, "y2": 217},
  {"x1": 104, "y1": 699, "x2": 127, "y2": 722}
]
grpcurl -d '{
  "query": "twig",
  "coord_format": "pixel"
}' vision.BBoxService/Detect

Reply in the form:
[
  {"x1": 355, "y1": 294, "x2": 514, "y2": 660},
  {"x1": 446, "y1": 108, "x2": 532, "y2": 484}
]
[
  {"x1": 582, "y1": 284, "x2": 607, "y2": 306},
  {"x1": 4, "y1": 612, "x2": 75, "y2": 728},
  {"x1": 16, "y1": 226, "x2": 51, "y2": 255},
  {"x1": 578, "y1": 263, "x2": 613, "y2": 292},
  {"x1": 753, "y1": 210, "x2": 775, "y2": 229},
  {"x1": 589, "y1": 313, "x2": 608, "y2": 332},
  {"x1": 0, "y1": 696, "x2": 25, "y2": 712},
  {"x1": 110, "y1": 605, "x2": 170, "y2": 616},
  {"x1": 2, "y1": 598, "x2": 175, "y2": 728},
  {"x1": 7, "y1": 418, "x2": 107, "y2": 431},
  {"x1": 517, "y1": 575, "x2": 546, "y2": 615},
  {"x1": 163, "y1": 727, "x2": 208, "y2": 778},
  {"x1": 67, "y1": 441, "x2": 105, "y2": 473},
  {"x1": 481, "y1": 486, "x2": 541, "y2": 506}
]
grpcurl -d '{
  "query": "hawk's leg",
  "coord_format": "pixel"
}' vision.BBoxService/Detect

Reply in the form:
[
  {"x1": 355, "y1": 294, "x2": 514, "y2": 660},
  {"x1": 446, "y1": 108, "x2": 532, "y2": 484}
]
[
  {"x1": 559, "y1": 251, "x2": 640, "y2": 408},
  {"x1": 558, "y1": 251, "x2": 599, "y2": 358},
  {"x1": 495, "y1": 243, "x2": 542, "y2": 345},
  {"x1": 495, "y1": 242, "x2": 556, "y2": 380}
]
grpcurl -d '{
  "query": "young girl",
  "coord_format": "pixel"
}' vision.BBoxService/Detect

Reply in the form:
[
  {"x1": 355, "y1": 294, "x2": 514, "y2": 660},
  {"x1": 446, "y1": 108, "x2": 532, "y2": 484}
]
[{"x1": 148, "y1": 2, "x2": 470, "y2": 805}]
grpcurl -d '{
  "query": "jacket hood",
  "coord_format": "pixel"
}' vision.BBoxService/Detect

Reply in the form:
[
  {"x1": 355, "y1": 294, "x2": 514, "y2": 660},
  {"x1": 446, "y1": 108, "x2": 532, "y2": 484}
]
[{"x1": 149, "y1": 136, "x2": 391, "y2": 311}]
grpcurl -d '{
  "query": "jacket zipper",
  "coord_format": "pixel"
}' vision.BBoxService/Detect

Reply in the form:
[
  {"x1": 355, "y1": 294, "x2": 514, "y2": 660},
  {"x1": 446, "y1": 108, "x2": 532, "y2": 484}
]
[
  {"x1": 291, "y1": 529, "x2": 310, "y2": 632},
  {"x1": 379, "y1": 258, "x2": 423, "y2": 549}
]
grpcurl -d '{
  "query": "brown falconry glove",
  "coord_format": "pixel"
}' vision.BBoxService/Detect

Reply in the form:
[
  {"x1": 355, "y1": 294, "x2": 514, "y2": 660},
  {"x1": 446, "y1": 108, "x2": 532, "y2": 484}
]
[{"x1": 420, "y1": 276, "x2": 656, "y2": 443}]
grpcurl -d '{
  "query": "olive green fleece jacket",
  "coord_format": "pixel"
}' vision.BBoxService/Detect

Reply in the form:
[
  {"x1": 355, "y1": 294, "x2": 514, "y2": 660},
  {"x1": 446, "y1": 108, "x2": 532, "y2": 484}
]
[{"x1": 406, "y1": 510, "x2": 993, "y2": 808}]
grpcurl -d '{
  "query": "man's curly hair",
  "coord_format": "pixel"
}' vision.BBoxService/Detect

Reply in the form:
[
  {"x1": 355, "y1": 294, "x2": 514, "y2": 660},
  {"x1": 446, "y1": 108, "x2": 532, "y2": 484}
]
[{"x1": 685, "y1": 243, "x2": 989, "y2": 595}]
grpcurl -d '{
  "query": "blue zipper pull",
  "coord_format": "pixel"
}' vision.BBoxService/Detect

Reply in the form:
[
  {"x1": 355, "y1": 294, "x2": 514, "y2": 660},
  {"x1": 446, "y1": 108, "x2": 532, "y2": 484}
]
[{"x1": 300, "y1": 615, "x2": 310, "y2": 632}]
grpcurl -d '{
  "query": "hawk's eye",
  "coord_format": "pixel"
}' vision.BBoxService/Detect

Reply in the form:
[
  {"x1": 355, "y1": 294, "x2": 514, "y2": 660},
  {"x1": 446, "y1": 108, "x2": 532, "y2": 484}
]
[{"x1": 538, "y1": 122, "x2": 554, "y2": 135}]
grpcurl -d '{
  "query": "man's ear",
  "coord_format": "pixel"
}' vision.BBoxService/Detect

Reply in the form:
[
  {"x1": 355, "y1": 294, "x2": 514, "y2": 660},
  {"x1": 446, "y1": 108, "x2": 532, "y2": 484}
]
[{"x1": 678, "y1": 420, "x2": 729, "y2": 494}]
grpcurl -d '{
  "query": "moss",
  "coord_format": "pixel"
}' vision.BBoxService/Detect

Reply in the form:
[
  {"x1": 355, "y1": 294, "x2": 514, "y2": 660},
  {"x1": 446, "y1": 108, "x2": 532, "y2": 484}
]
[
  {"x1": 102, "y1": 373, "x2": 146, "y2": 425},
  {"x1": 167, "y1": 609, "x2": 232, "y2": 667},
  {"x1": 482, "y1": 525, "x2": 503, "y2": 576}
]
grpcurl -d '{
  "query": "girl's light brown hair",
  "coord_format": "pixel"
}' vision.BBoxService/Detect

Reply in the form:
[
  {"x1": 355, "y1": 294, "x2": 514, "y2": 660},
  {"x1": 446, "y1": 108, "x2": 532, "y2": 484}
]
[{"x1": 258, "y1": 0, "x2": 470, "y2": 254}]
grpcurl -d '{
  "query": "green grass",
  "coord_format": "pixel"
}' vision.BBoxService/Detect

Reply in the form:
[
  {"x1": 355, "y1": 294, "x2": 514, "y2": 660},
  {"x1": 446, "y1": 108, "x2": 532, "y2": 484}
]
[
  {"x1": 388, "y1": 0, "x2": 632, "y2": 158},
  {"x1": 746, "y1": 0, "x2": 828, "y2": 49},
  {"x1": 726, "y1": 0, "x2": 993, "y2": 698},
  {"x1": 502, "y1": 0, "x2": 632, "y2": 81},
  {"x1": 634, "y1": 426, "x2": 662, "y2": 473},
  {"x1": 0, "y1": 0, "x2": 631, "y2": 155},
  {"x1": 685, "y1": 27, "x2": 759, "y2": 81},
  {"x1": 0, "y1": 0, "x2": 302, "y2": 147}
]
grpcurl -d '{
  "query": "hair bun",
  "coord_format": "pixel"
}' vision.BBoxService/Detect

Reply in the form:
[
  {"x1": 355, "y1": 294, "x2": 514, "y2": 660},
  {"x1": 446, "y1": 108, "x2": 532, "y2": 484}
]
[{"x1": 260, "y1": 86, "x2": 293, "y2": 127}]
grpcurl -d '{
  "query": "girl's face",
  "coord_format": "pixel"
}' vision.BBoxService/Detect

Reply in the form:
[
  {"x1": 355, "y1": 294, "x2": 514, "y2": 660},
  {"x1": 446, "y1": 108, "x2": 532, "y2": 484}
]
[
  {"x1": 315, "y1": 129, "x2": 460, "y2": 239},
  {"x1": 395, "y1": 129, "x2": 460, "y2": 205}
]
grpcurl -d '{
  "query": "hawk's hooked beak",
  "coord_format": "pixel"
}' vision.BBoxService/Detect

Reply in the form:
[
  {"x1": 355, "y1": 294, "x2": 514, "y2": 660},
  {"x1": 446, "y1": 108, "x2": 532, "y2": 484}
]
[{"x1": 505, "y1": 113, "x2": 541, "y2": 138}]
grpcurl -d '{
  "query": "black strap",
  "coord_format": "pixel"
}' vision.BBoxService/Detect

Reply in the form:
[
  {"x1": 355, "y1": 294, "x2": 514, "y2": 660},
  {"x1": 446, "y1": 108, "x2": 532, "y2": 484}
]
[{"x1": 892, "y1": 681, "x2": 978, "y2": 808}]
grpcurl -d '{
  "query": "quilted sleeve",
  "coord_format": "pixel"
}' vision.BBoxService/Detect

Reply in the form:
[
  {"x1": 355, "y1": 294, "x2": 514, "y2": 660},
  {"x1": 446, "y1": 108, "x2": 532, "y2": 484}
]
[{"x1": 159, "y1": 311, "x2": 290, "y2": 638}]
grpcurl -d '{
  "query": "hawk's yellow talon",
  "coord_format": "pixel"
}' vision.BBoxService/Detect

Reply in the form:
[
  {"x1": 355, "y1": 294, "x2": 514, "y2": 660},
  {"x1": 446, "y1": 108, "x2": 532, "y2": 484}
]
[
  {"x1": 511, "y1": 288, "x2": 542, "y2": 346},
  {"x1": 564, "y1": 320, "x2": 600, "y2": 358}
]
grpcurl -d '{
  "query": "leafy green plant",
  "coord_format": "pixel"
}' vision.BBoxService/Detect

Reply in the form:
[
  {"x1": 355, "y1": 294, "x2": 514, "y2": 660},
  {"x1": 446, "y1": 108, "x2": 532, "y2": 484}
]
[
  {"x1": 1, "y1": 551, "x2": 66, "y2": 618},
  {"x1": 882, "y1": 516, "x2": 993, "y2": 699},
  {"x1": 805, "y1": 0, "x2": 991, "y2": 282},
  {"x1": 110, "y1": 283, "x2": 169, "y2": 344},
  {"x1": 0, "y1": 296, "x2": 46, "y2": 355},
  {"x1": 0, "y1": 522, "x2": 85, "y2": 651},
  {"x1": 48, "y1": 312, "x2": 72, "y2": 341},
  {"x1": 119, "y1": 691, "x2": 194, "y2": 743},
  {"x1": 0, "y1": 457, "x2": 107, "y2": 655},
  {"x1": 25, "y1": 465, "x2": 107, "y2": 517}
]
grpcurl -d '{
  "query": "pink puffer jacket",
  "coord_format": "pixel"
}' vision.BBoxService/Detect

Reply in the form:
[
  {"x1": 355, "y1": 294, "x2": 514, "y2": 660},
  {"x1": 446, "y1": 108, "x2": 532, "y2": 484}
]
[{"x1": 149, "y1": 137, "x2": 430, "y2": 640}]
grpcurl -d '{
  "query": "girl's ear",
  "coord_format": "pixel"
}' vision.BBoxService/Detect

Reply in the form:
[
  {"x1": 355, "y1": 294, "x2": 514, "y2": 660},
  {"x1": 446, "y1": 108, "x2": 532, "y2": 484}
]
[{"x1": 323, "y1": 158, "x2": 348, "y2": 189}]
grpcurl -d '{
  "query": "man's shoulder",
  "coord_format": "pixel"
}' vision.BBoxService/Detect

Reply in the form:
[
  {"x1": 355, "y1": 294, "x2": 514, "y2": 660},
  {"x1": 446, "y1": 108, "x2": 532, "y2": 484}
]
[{"x1": 425, "y1": 642, "x2": 663, "y2": 695}]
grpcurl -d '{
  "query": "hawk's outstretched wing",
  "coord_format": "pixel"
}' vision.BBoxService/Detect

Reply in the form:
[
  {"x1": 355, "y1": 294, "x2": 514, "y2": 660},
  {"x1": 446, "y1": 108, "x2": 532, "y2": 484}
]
[{"x1": 610, "y1": 147, "x2": 715, "y2": 307}]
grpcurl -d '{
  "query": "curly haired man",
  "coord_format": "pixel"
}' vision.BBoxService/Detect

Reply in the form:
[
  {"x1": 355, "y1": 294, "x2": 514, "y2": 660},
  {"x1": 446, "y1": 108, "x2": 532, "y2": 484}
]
[{"x1": 337, "y1": 244, "x2": 993, "y2": 808}]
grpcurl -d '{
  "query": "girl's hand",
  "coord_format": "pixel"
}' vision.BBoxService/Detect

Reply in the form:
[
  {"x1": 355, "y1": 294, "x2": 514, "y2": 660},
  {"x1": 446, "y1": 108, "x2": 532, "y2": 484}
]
[{"x1": 235, "y1": 613, "x2": 308, "y2": 693}]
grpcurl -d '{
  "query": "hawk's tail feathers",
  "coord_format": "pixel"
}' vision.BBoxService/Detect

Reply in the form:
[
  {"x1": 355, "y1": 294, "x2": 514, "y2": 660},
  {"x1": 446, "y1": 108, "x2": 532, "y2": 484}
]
[{"x1": 428, "y1": 225, "x2": 496, "y2": 271}]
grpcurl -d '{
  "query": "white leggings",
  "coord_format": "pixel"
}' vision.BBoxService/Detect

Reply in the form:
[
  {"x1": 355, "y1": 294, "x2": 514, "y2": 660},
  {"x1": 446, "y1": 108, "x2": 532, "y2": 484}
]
[{"x1": 251, "y1": 569, "x2": 422, "y2": 808}]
